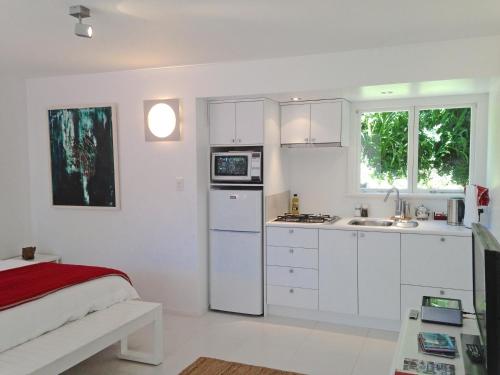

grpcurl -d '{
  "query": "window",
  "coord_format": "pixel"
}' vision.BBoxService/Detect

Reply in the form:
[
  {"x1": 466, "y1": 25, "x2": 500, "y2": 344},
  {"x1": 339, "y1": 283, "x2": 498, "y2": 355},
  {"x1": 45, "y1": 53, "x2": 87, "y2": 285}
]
[
  {"x1": 360, "y1": 110, "x2": 409, "y2": 191},
  {"x1": 358, "y1": 105, "x2": 472, "y2": 194},
  {"x1": 417, "y1": 108, "x2": 471, "y2": 191}
]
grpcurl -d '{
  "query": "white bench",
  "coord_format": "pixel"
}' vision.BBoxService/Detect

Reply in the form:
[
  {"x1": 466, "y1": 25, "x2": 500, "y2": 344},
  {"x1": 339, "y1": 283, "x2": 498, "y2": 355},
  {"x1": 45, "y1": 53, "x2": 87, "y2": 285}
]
[{"x1": 0, "y1": 300, "x2": 163, "y2": 375}]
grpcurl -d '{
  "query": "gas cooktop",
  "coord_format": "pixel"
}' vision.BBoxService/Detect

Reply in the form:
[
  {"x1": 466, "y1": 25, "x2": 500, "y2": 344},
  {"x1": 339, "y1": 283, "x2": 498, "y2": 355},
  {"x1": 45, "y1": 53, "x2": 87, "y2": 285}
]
[{"x1": 274, "y1": 213, "x2": 340, "y2": 224}]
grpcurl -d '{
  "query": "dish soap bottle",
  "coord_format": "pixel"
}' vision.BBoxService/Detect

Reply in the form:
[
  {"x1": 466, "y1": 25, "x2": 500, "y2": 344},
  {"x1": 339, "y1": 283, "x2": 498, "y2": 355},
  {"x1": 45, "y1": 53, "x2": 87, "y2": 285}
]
[{"x1": 291, "y1": 194, "x2": 300, "y2": 215}]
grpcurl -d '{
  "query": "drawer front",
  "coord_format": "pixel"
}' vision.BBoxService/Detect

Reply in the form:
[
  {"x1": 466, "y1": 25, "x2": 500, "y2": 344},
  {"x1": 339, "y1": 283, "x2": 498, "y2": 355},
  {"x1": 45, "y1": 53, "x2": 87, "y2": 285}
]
[
  {"x1": 267, "y1": 285, "x2": 318, "y2": 310},
  {"x1": 401, "y1": 284, "x2": 474, "y2": 318},
  {"x1": 267, "y1": 266, "x2": 318, "y2": 289},
  {"x1": 267, "y1": 246, "x2": 318, "y2": 269},
  {"x1": 267, "y1": 227, "x2": 318, "y2": 248},
  {"x1": 401, "y1": 234, "x2": 472, "y2": 290}
]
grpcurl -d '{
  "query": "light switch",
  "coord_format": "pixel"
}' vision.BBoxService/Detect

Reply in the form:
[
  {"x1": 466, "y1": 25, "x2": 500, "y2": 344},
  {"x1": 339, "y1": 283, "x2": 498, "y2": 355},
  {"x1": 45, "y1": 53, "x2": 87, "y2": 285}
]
[{"x1": 176, "y1": 177, "x2": 184, "y2": 191}]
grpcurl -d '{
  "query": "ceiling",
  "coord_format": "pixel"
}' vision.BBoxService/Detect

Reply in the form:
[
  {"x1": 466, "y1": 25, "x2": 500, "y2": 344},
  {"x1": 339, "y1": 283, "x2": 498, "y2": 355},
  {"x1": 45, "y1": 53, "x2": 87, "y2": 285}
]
[{"x1": 2, "y1": 0, "x2": 500, "y2": 78}]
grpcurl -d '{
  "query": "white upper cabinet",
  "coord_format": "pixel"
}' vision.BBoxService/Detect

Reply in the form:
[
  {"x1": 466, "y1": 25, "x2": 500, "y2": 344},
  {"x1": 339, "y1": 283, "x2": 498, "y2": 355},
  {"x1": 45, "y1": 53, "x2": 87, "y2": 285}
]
[
  {"x1": 319, "y1": 230, "x2": 358, "y2": 315},
  {"x1": 310, "y1": 102, "x2": 342, "y2": 143},
  {"x1": 281, "y1": 104, "x2": 310, "y2": 144},
  {"x1": 280, "y1": 100, "x2": 349, "y2": 146},
  {"x1": 358, "y1": 231, "x2": 401, "y2": 321},
  {"x1": 209, "y1": 102, "x2": 235, "y2": 145},
  {"x1": 209, "y1": 100, "x2": 264, "y2": 146}
]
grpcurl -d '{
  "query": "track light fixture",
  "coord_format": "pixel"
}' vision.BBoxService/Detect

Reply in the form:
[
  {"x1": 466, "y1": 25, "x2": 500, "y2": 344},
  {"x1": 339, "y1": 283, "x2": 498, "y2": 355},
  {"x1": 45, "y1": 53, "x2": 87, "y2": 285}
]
[{"x1": 69, "y1": 5, "x2": 93, "y2": 38}]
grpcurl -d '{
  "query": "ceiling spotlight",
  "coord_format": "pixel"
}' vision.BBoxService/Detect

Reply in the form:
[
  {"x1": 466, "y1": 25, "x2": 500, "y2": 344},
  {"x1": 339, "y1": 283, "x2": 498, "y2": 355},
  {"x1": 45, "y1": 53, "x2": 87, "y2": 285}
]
[
  {"x1": 69, "y1": 5, "x2": 93, "y2": 38},
  {"x1": 291, "y1": 97, "x2": 301, "y2": 101}
]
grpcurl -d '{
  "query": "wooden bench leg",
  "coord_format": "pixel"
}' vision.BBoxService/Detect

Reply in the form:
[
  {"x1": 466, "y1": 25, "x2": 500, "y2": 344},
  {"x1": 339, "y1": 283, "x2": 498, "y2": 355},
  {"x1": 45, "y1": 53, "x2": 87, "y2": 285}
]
[{"x1": 117, "y1": 307, "x2": 164, "y2": 365}]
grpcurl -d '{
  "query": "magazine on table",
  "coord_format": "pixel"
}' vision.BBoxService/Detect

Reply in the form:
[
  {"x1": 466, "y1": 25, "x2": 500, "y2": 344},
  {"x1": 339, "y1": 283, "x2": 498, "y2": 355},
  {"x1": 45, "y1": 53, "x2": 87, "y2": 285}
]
[{"x1": 402, "y1": 358, "x2": 455, "y2": 375}]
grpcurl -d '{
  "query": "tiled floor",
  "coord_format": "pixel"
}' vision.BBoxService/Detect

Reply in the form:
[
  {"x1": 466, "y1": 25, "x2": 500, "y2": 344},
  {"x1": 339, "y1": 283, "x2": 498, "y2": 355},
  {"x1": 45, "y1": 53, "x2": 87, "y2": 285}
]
[{"x1": 64, "y1": 311, "x2": 398, "y2": 375}]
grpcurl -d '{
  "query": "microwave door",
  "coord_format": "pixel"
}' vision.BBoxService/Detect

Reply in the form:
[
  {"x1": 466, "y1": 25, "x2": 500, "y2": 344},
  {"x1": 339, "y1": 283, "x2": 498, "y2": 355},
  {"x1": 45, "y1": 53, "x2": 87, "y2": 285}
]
[{"x1": 212, "y1": 154, "x2": 251, "y2": 181}]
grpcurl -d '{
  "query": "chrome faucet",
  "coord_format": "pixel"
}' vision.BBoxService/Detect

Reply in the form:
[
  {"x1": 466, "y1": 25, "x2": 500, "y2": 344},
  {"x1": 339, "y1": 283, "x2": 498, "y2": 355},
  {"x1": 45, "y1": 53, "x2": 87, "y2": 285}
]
[{"x1": 384, "y1": 187, "x2": 402, "y2": 219}]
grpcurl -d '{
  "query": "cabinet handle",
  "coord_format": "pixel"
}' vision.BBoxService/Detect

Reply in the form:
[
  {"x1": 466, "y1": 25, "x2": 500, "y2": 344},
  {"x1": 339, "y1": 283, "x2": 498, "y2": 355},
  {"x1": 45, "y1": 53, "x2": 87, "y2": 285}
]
[
  {"x1": 289, "y1": 229, "x2": 294, "y2": 234},
  {"x1": 289, "y1": 288, "x2": 294, "y2": 294},
  {"x1": 440, "y1": 290, "x2": 445, "y2": 295},
  {"x1": 304, "y1": 137, "x2": 309, "y2": 142},
  {"x1": 238, "y1": 139, "x2": 242, "y2": 143},
  {"x1": 359, "y1": 232, "x2": 365, "y2": 238},
  {"x1": 232, "y1": 139, "x2": 235, "y2": 143},
  {"x1": 311, "y1": 138, "x2": 316, "y2": 142},
  {"x1": 352, "y1": 232, "x2": 357, "y2": 237},
  {"x1": 440, "y1": 237, "x2": 446, "y2": 242},
  {"x1": 289, "y1": 248, "x2": 294, "y2": 254},
  {"x1": 289, "y1": 269, "x2": 294, "y2": 274}
]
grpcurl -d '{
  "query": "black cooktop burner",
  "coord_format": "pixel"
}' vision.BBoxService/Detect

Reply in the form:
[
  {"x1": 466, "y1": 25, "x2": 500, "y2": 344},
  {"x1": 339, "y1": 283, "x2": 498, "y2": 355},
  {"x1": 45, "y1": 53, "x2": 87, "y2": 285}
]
[{"x1": 274, "y1": 213, "x2": 340, "y2": 224}]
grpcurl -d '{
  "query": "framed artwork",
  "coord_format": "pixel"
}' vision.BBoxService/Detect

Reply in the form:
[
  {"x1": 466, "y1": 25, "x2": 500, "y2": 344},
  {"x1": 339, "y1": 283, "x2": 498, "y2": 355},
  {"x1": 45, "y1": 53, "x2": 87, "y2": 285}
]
[{"x1": 48, "y1": 105, "x2": 119, "y2": 208}]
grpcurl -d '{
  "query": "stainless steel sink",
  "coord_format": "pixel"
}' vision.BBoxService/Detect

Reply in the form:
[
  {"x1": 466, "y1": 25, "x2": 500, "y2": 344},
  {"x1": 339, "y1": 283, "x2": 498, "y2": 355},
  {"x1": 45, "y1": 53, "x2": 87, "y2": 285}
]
[
  {"x1": 394, "y1": 220, "x2": 419, "y2": 228},
  {"x1": 347, "y1": 219, "x2": 394, "y2": 227}
]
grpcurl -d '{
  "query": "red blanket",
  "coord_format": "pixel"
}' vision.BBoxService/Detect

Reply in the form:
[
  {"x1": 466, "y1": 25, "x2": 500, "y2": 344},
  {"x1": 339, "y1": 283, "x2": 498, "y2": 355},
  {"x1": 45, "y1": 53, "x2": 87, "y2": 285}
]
[{"x1": 0, "y1": 263, "x2": 132, "y2": 312}]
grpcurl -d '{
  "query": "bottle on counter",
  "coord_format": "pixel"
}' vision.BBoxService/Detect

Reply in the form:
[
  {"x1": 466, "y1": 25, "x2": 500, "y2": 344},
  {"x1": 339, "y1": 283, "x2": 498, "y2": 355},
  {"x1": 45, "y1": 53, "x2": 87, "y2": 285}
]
[
  {"x1": 291, "y1": 194, "x2": 300, "y2": 215},
  {"x1": 361, "y1": 204, "x2": 369, "y2": 217},
  {"x1": 354, "y1": 204, "x2": 362, "y2": 217}
]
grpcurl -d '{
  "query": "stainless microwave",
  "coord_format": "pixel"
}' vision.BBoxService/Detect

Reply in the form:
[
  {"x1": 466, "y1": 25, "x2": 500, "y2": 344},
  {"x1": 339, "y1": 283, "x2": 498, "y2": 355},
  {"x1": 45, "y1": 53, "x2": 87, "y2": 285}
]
[{"x1": 211, "y1": 151, "x2": 262, "y2": 183}]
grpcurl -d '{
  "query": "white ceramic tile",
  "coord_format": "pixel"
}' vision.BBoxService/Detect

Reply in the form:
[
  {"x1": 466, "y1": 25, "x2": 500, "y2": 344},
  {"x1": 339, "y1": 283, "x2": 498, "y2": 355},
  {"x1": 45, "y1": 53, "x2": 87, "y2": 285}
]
[
  {"x1": 63, "y1": 310, "x2": 397, "y2": 375},
  {"x1": 352, "y1": 330, "x2": 398, "y2": 375},
  {"x1": 287, "y1": 327, "x2": 368, "y2": 375}
]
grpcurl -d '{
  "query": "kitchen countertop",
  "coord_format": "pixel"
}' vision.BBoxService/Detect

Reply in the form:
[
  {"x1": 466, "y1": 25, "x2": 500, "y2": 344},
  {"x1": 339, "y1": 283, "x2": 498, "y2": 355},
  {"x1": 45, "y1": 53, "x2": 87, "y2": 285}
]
[{"x1": 266, "y1": 217, "x2": 472, "y2": 237}]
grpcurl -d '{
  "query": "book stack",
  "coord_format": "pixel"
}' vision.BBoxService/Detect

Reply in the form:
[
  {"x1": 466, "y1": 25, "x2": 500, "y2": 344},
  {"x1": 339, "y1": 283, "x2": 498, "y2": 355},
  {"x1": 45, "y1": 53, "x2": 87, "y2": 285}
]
[{"x1": 418, "y1": 332, "x2": 457, "y2": 359}]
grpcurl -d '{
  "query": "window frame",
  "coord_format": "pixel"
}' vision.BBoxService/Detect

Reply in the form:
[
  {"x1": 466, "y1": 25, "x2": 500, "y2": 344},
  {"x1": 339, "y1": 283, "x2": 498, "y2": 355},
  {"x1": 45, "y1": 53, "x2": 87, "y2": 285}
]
[
  {"x1": 356, "y1": 106, "x2": 414, "y2": 194},
  {"x1": 350, "y1": 96, "x2": 479, "y2": 197}
]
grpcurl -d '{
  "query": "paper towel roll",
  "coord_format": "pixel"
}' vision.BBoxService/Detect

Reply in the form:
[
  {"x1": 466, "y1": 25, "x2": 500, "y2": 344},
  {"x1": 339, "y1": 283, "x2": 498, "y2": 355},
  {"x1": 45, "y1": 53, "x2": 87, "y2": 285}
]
[{"x1": 463, "y1": 184, "x2": 479, "y2": 228}]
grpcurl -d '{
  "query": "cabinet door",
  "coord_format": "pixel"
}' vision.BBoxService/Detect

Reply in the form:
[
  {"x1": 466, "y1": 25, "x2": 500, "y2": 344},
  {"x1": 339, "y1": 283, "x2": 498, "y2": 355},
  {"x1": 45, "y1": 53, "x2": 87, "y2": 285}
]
[
  {"x1": 209, "y1": 102, "x2": 236, "y2": 145},
  {"x1": 358, "y1": 231, "x2": 401, "y2": 320},
  {"x1": 401, "y1": 234, "x2": 472, "y2": 290},
  {"x1": 310, "y1": 102, "x2": 342, "y2": 143},
  {"x1": 281, "y1": 104, "x2": 310, "y2": 144},
  {"x1": 235, "y1": 101, "x2": 264, "y2": 145},
  {"x1": 319, "y1": 230, "x2": 358, "y2": 315}
]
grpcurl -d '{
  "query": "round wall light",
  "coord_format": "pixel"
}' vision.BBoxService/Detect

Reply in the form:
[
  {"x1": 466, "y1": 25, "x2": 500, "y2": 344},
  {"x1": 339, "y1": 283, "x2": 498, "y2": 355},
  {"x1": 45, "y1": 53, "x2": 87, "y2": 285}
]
[
  {"x1": 147, "y1": 103, "x2": 176, "y2": 138},
  {"x1": 143, "y1": 99, "x2": 181, "y2": 142}
]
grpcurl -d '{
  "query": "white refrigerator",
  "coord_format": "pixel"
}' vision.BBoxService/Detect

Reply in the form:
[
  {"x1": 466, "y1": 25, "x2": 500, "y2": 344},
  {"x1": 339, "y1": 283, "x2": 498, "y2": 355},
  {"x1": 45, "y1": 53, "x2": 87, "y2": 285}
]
[{"x1": 209, "y1": 189, "x2": 263, "y2": 315}]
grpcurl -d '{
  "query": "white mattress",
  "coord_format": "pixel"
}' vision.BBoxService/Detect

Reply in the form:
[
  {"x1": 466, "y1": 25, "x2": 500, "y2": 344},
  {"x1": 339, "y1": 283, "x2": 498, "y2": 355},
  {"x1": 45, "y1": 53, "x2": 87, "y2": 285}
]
[{"x1": 0, "y1": 259, "x2": 139, "y2": 353}]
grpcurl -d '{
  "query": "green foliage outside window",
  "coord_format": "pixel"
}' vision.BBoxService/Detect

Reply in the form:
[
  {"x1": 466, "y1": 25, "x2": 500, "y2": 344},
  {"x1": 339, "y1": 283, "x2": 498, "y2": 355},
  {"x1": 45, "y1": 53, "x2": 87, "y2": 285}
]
[
  {"x1": 418, "y1": 108, "x2": 470, "y2": 188},
  {"x1": 360, "y1": 111, "x2": 408, "y2": 185},
  {"x1": 360, "y1": 108, "x2": 471, "y2": 189}
]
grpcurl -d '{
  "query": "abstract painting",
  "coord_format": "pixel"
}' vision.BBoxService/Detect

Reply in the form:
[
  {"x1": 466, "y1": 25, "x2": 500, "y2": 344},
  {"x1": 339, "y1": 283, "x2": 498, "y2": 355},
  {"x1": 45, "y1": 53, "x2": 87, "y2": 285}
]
[{"x1": 48, "y1": 105, "x2": 119, "y2": 207}]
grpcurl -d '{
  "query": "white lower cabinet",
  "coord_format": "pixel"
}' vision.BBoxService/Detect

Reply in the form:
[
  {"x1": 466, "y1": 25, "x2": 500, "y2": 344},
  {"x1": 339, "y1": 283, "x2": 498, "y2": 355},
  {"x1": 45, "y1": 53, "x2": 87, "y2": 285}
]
[
  {"x1": 267, "y1": 246, "x2": 318, "y2": 269},
  {"x1": 358, "y1": 231, "x2": 401, "y2": 320},
  {"x1": 401, "y1": 285, "x2": 474, "y2": 318},
  {"x1": 401, "y1": 234, "x2": 472, "y2": 290},
  {"x1": 267, "y1": 285, "x2": 318, "y2": 309},
  {"x1": 266, "y1": 225, "x2": 473, "y2": 325},
  {"x1": 267, "y1": 227, "x2": 318, "y2": 248},
  {"x1": 267, "y1": 266, "x2": 318, "y2": 289},
  {"x1": 319, "y1": 230, "x2": 358, "y2": 315}
]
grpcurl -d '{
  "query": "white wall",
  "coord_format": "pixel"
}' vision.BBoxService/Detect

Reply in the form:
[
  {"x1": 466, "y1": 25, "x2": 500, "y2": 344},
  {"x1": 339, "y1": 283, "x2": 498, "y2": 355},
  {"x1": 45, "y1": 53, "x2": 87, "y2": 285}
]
[
  {"x1": 0, "y1": 77, "x2": 32, "y2": 259},
  {"x1": 25, "y1": 35, "x2": 500, "y2": 314},
  {"x1": 487, "y1": 80, "x2": 500, "y2": 240}
]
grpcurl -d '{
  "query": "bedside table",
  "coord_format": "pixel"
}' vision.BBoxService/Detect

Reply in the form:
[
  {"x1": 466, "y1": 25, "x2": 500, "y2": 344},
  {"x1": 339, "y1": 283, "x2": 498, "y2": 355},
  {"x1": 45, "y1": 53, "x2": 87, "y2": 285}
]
[{"x1": 10, "y1": 253, "x2": 62, "y2": 264}]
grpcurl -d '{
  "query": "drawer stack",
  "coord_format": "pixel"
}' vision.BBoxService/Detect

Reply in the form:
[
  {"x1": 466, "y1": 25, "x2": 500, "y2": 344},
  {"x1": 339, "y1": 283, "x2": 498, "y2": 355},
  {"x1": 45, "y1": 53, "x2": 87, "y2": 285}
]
[
  {"x1": 266, "y1": 227, "x2": 319, "y2": 310},
  {"x1": 401, "y1": 234, "x2": 473, "y2": 316}
]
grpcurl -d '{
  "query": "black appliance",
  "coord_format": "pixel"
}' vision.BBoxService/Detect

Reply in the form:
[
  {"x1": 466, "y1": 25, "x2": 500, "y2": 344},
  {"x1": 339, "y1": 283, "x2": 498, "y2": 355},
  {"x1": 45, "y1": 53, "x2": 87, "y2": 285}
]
[{"x1": 472, "y1": 223, "x2": 500, "y2": 374}]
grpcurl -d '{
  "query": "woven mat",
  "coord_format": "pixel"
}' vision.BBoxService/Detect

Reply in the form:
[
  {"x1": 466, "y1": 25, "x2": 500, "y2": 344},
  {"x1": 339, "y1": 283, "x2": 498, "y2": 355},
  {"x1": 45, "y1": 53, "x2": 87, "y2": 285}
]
[{"x1": 180, "y1": 357, "x2": 303, "y2": 374}]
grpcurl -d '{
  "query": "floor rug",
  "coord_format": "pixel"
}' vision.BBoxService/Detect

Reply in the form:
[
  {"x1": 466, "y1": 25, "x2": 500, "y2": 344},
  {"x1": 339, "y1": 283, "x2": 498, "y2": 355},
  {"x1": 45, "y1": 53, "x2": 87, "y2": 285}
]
[{"x1": 180, "y1": 357, "x2": 303, "y2": 374}]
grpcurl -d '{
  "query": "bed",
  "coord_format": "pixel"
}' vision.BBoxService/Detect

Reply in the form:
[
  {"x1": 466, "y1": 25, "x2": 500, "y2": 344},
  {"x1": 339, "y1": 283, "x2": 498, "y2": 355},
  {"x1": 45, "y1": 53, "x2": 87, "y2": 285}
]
[{"x1": 0, "y1": 259, "x2": 163, "y2": 375}]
